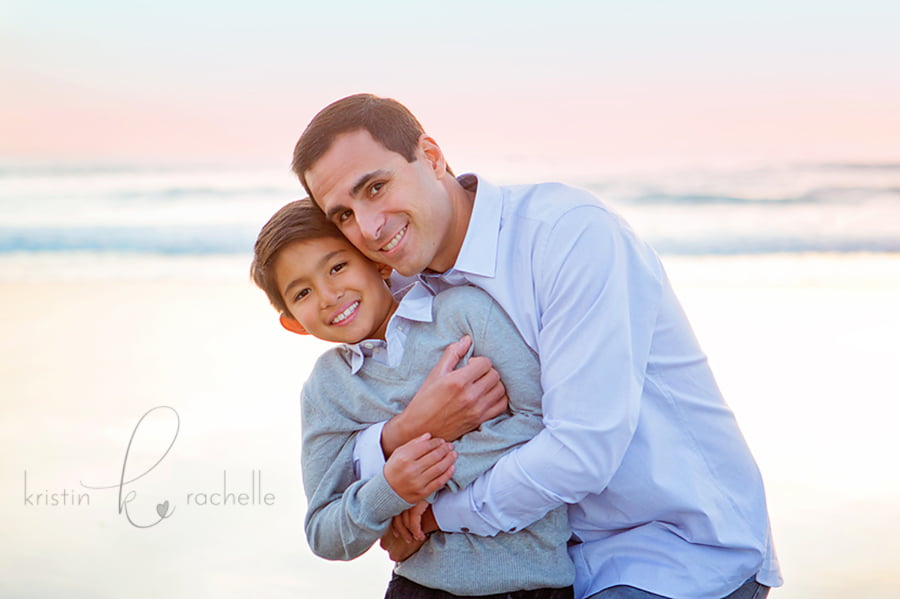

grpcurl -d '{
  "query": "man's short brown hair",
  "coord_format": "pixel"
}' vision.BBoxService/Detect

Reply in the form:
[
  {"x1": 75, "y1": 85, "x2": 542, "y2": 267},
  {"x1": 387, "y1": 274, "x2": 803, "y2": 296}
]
[
  {"x1": 291, "y1": 93, "x2": 450, "y2": 199},
  {"x1": 250, "y1": 197, "x2": 345, "y2": 317}
]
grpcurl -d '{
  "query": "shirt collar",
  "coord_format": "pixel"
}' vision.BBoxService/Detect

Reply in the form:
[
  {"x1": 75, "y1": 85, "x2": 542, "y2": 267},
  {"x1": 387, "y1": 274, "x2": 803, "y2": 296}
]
[
  {"x1": 453, "y1": 173, "x2": 502, "y2": 279},
  {"x1": 342, "y1": 281, "x2": 435, "y2": 374}
]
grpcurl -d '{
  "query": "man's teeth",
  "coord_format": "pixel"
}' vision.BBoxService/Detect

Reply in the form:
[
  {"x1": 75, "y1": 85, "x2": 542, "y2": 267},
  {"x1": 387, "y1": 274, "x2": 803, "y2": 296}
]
[
  {"x1": 381, "y1": 226, "x2": 407, "y2": 252},
  {"x1": 332, "y1": 301, "x2": 359, "y2": 324}
]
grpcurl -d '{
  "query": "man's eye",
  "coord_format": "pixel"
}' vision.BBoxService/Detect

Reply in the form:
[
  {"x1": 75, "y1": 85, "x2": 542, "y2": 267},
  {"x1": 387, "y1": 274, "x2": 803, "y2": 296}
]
[
  {"x1": 331, "y1": 262, "x2": 346, "y2": 275},
  {"x1": 338, "y1": 210, "x2": 353, "y2": 223},
  {"x1": 369, "y1": 182, "x2": 384, "y2": 197}
]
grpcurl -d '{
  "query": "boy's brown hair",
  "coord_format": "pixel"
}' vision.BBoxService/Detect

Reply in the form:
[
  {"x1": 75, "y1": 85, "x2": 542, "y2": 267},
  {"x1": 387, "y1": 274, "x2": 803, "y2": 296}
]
[
  {"x1": 291, "y1": 93, "x2": 452, "y2": 200},
  {"x1": 250, "y1": 197, "x2": 345, "y2": 317}
]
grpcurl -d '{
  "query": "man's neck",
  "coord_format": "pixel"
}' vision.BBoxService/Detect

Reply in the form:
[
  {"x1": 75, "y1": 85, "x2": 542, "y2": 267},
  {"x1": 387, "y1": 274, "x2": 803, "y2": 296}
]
[{"x1": 428, "y1": 176, "x2": 476, "y2": 274}]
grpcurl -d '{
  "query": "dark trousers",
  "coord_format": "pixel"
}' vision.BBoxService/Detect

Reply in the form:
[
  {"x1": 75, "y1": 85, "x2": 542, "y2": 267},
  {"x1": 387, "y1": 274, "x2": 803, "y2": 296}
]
[
  {"x1": 384, "y1": 574, "x2": 575, "y2": 599},
  {"x1": 588, "y1": 577, "x2": 769, "y2": 599}
]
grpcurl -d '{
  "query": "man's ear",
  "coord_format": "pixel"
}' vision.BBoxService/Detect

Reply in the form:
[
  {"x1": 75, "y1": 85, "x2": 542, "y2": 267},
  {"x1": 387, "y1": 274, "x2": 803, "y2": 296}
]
[
  {"x1": 375, "y1": 262, "x2": 393, "y2": 281},
  {"x1": 279, "y1": 314, "x2": 309, "y2": 335},
  {"x1": 418, "y1": 135, "x2": 447, "y2": 177}
]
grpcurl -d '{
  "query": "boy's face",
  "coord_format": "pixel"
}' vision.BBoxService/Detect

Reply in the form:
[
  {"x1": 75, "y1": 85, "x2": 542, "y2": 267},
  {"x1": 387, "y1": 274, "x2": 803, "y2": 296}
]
[
  {"x1": 304, "y1": 129, "x2": 456, "y2": 276},
  {"x1": 273, "y1": 236, "x2": 398, "y2": 344}
]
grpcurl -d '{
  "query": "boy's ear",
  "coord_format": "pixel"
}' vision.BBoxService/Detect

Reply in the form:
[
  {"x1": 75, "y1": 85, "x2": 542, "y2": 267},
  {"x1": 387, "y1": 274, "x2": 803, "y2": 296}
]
[
  {"x1": 279, "y1": 314, "x2": 309, "y2": 335},
  {"x1": 375, "y1": 262, "x2": 393, "y2": 281}
]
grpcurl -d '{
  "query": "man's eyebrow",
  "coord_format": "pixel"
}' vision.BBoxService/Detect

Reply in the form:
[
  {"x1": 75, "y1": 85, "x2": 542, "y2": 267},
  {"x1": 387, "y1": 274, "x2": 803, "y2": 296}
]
[
  {"x1": 282, "y1": 249, "x2": 347, "y2": 295},
  {"x1": 351, "y1": 169, "x2": 388, "y2": 197}
]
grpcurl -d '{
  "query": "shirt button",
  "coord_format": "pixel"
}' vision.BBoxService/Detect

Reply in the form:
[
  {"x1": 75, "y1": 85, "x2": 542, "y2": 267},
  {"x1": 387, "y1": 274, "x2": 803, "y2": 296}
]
[
  {"x1": 363, "y1": 342, "x2": 373, "y2": 349},
  {"x1": 461, "y1": 527, "x2": 470, "y2": 533},
  {"x1": 509, "y1": 527, "x2": 517, "y2": 532}
]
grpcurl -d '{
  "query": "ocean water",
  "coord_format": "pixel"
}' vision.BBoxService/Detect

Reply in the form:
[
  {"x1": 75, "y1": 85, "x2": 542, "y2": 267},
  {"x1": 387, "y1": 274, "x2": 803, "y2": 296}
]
[{"x1": 1, "y1": 161, "x2": 898, "y2": 274}]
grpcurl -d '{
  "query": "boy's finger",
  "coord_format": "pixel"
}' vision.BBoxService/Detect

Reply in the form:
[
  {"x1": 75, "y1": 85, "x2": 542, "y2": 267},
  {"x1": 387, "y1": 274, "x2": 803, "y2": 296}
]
[
  {"x1": 397, "y1": 433, "x2": 440, "y2": 459},
  {"x1": 413, "y1": 441, "x2": 455, "y2": 470},
  {"x1": 421, "y1": 464, "x2": 455, "y2": 499},
  {"x1": 420, "y1": 450, "x2": 457, "y2": 483}
]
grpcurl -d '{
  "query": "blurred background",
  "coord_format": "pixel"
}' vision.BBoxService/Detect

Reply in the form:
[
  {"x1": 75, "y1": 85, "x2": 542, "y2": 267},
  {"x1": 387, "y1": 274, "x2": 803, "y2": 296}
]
[{"x1": 2, "y1": 1, "x2": 899, "y2": 597}]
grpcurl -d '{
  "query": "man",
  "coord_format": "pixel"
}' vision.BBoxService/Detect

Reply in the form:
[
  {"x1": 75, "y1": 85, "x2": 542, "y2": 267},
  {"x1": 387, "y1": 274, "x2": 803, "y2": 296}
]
[{"x1": 290, "y1": 93, "x2": 782, "y2": 599}]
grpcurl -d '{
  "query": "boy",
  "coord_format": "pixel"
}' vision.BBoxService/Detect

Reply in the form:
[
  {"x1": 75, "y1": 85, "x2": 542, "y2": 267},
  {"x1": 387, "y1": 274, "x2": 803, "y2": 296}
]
[{"x1": 250, "y1": 198, "x2": 574, "y2": 598}]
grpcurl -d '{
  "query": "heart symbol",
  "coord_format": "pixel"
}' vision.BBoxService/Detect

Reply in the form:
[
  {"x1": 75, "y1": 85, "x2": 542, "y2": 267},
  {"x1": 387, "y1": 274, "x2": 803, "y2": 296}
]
[{"x1": 156, "y1": 500, "x2": 170, "y2": 518}]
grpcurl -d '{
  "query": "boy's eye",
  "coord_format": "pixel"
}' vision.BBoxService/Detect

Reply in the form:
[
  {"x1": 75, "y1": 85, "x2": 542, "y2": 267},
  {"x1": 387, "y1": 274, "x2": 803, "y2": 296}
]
[
  {"x1": 295, "y1": 288, "x2": 310, "y2": 301},
  {"x1": 330, "y1": 262, "x2": 347, "y2": 275}
]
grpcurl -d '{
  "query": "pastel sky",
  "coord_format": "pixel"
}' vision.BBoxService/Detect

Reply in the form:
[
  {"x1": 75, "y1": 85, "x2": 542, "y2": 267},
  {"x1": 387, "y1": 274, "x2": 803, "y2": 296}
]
[{"x1": 3, "y1": 0, "x2": 899, "y2": 174}]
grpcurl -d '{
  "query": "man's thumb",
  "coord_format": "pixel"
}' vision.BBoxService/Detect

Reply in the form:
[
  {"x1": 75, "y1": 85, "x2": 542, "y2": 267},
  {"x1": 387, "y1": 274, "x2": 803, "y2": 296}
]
[{"x1": 437, "y1": 335, "x2": 472, "y2": 374}]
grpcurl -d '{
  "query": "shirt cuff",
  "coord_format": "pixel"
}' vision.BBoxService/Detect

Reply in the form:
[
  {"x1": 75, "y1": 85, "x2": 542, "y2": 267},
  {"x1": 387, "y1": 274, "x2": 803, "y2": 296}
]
[
  {"x1": 353, "y1": 421, "x2": 387, "y2": 480},
  {"x1": 431, "y1": 485, "x2": 501, "y2": 537}
]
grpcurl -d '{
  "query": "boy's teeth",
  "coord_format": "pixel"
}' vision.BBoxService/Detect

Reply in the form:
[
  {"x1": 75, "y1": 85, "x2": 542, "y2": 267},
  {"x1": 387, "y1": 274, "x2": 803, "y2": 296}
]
[
  {"x1": 382, "y1": 226, "x2": 406, "y2": 252},
  {"x1": 332, "y1": 301, "x2": 359, "y2": 324}
]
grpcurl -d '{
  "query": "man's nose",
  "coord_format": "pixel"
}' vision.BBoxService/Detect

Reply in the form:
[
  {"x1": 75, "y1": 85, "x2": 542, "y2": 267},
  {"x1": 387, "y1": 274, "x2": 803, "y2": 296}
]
[{"x1": 356, "y1": 204, "x2": 385, "y2": 241}]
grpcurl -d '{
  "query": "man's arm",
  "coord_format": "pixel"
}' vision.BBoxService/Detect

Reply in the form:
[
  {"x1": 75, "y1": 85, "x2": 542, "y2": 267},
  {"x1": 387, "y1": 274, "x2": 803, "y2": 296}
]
[
  {"x1": 432, "y1": 206, "x2": 663, "y2": 535},
  {"x1": 353, "y1": 335, "x2": 509, "y2": 479},
  {"x1": 380, "y1": 335, "x2": 509, "y2": 455},
  {"x1": 386, "y1": 286, "x2": 547, "y2": 546}
]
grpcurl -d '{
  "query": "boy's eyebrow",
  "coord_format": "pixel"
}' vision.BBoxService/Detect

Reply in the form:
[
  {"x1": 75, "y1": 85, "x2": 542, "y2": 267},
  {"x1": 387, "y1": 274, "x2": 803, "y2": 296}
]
[
  {"x1": 282, "y1": 249, "x2": 348, "y2": 295},
  {"x1": 324, "y1": 169, "x2": 390, "y2": 222}
]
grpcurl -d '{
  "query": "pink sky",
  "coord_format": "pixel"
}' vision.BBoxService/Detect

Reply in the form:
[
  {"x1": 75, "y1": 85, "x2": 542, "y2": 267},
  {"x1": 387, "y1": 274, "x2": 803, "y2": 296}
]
[{"x1": 3, "y1": 2, "x2": 899, "y2": 173}]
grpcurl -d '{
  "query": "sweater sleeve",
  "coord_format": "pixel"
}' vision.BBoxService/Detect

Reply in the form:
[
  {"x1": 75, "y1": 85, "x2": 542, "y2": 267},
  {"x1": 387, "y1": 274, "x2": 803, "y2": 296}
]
[
  {"x1": 435, "y1": 288, "x2": 546, "y2": 493},
  {"x1": 301, "y1": 374, "x2": 413, "y2": 561}
]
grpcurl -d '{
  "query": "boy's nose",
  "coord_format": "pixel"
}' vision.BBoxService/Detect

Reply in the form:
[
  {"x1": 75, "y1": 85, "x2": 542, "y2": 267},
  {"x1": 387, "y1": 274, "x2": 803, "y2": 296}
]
[{"x1": 320, "y1": 284, "x2": 344, "y2": 308}]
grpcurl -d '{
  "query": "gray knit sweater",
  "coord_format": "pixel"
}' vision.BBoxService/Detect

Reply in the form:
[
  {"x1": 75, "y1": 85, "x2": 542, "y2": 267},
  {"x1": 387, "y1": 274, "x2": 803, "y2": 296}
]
[{"x1": 300, "y1": 285, "x2": 574, "y2": 595}]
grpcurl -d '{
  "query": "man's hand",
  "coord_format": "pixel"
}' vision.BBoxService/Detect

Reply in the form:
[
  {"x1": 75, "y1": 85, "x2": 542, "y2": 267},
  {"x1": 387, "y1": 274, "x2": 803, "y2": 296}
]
[
  {"x1": 381, "y1": 336, "x2": 509, "y2": 457},
  {"x1": 391, "y1": 501, "x2": 439, "y2": 543},
  {"x1": 379, "y1": 527, "x2": 426, "y2": 563},
  {"x1": 383, "y1": 433, "x2": 457, "y2": 504}
]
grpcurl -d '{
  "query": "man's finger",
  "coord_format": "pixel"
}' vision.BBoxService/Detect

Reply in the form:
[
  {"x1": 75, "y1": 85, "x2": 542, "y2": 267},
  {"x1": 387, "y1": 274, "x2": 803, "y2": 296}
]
[
  {"x1": 459, "y1": 355, "x2": 493, "y2": 379},
  {"x1": 409, "y1": 502, "x2": 429, "y2": 541},
  {"x1": 393, "y1": 514, "x2": 414, "y2": 544},
  {"x1": 483, "y1": 393, "x2": 509, "y2": 421},
  {"x1": 435, "y1": 335, "x2": 472, "y2": 375}
]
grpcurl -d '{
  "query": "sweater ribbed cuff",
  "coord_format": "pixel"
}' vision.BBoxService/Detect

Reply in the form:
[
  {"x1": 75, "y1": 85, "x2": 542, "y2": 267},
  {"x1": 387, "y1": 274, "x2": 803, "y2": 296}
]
[{"x1": 360, "y1": 470, "x2": 414, "y2": 523}]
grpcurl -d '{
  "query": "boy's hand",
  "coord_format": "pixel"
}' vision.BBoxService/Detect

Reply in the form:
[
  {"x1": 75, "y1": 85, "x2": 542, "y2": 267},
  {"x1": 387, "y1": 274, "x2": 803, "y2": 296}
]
[
  {"x1": 381, "y1": 336, "x2": 509, "y2": 456},
  {"x1": 391, "y1": 501, "x2": 438, "y2": 543},
  {"x1": 384, "y1": 433, "x2": 457, "y2": 504}
]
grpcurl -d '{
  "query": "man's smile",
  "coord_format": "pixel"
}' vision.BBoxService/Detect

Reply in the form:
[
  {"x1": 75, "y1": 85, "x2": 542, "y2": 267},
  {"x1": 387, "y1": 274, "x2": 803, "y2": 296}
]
[{"x1": 380, "y1": 225, "x2": 408, "y2": 253}]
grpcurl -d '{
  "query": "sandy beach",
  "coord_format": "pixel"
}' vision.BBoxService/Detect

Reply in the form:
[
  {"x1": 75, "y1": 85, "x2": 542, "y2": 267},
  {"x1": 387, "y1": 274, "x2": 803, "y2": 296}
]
[{"x1": 2, "y1": 252, "x2": 899, "y2": 598}]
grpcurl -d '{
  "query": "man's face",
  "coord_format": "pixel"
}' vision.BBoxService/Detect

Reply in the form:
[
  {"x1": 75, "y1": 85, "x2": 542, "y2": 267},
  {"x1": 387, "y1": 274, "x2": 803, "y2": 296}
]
[{"x1": 305, "y1": 129, "x2": 454, "y2": 276}]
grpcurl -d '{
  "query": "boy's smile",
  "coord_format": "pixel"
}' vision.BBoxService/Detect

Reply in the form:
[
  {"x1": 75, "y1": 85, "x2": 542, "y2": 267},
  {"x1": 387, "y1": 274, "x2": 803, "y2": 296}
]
[{"x1": 273, "y1": 236, "x2": 398, "y2": 344}]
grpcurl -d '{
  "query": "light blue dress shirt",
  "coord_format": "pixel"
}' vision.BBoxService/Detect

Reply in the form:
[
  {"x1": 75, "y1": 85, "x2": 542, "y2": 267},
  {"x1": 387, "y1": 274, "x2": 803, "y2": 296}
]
[{"x1": 356, "y1": 175, "x2": 782, "y2": 599}]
